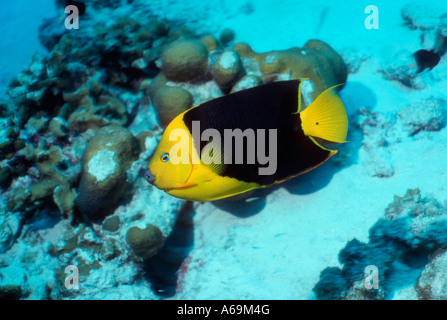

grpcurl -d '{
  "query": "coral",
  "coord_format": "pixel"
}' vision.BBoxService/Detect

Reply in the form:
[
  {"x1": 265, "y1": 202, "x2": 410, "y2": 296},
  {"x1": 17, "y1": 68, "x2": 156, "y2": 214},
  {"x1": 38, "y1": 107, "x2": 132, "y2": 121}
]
[
  {"x1": 148, "y1": 39, "x2": 346, "y2": 127},
  {"x1": 200, "y1": 35, "x2": 221, "y2": 53},
  {"x1": 53, "y1": 185, "x2": 77, "y2": 219},
  {"x1": 126, "y1": 225, "x2": 164, "y2": 259},
  {"x1": 151, "y1": 85, "x2": 194, "y2": 127},
  {"x1": 313, "y1": 189, "x2": 447, "y2": 300},
  {"x1": 160, "y1": 39, "x2": 209, "y2": 82},
  {"x1": 219, "y1": 28, "x2": 236, "y2": 44},
  {"x1": 213, "y1": 50, "x2": 245, "y2": 92},
  {"x1": 5, "y1": 141, "x2": 78, "y2": 219},
  {"x1": 66, "y1": 91, "x2": 129, "y2": 133},
  {"x1": 234, "y1": 39, "x2": 347, "y2": 101},
  {"x1": 75, "y1": 125, "x2": 140, "y2": 220},
  {"x1": 48, "y1": 117, "x2": 69, "y2": 138}
]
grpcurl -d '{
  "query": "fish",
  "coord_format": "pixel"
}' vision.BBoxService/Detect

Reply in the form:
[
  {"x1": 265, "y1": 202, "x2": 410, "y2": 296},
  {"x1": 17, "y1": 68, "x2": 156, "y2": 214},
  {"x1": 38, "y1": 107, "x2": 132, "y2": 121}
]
[
  {"x1": 412, "y1": 49, "x2": 441, "y2": 73},
  {"x1": 145, "y1": 79, "x2": 348, "y2": 202}
]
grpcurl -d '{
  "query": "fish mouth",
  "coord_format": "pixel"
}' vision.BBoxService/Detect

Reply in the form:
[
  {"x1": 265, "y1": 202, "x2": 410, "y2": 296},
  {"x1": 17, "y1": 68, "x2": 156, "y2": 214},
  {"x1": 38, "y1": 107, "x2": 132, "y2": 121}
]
[{"x1": 143, "y1": 168, "x2": 155, "y2": 185}]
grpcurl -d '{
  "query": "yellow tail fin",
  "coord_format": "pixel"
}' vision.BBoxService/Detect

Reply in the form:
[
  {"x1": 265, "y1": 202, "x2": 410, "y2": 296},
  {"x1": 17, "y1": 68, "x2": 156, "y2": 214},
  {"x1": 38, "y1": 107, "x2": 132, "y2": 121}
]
[{"x1": 299, "y1": 84, "x2": 348, "y2": 143}]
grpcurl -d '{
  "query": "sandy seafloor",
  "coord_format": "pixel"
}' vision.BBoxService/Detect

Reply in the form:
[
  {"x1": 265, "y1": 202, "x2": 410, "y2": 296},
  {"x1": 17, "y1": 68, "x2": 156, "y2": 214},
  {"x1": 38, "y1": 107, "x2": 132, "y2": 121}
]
[{"x1": 1, "y1": 0, "x2": 447, "y2": 299}]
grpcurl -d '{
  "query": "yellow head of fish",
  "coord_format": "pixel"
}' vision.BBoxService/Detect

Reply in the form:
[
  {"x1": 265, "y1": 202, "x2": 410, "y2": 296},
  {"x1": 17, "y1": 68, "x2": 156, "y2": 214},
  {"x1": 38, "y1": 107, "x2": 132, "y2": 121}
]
[{"x1": 145, "y1": 115, "x2": 194, "y2": 191}]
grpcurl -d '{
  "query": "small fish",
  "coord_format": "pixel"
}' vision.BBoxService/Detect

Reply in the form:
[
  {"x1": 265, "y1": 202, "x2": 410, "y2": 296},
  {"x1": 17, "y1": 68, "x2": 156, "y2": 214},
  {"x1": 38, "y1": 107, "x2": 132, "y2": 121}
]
[
  {"x1": 145, "y1": 79, "x2": 348, "y2": 202},
  {"x1": 412, "y1": 49, "x2": 441, "y2": 73},
  {"x1": 65, "y1": 0, "x2": 86, "y2": 16}
]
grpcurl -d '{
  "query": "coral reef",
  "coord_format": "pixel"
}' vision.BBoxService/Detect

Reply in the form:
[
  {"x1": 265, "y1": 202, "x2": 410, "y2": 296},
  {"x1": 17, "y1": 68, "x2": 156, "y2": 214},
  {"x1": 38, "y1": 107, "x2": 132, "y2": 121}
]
[{"x1": 313, "y1": 189, "x2": 447, "y2": 300}]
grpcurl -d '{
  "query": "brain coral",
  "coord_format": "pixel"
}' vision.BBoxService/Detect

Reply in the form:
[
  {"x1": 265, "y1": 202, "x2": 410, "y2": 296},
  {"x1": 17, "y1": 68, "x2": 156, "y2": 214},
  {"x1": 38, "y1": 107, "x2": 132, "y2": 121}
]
[
  {"x1": 75, "y1": 125, "x2": 140, "y2": 221},
  {"x1": 160, "y1": 39, "x2": 209, "y2": 82}
]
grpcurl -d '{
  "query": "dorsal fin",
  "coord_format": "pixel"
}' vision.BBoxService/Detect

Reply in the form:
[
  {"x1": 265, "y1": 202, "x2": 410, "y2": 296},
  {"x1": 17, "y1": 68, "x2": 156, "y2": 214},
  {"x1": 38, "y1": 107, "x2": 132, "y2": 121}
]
[{"x1": 299, "y1": 84, "x2": 348, "y2": 143}]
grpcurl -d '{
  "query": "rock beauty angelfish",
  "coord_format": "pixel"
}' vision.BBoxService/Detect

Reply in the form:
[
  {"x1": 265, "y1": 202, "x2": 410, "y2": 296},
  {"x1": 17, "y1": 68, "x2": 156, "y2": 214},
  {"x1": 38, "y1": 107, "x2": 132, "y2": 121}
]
[{"x1": 145, "y1": 79, "x2": 348, "y2": 202}]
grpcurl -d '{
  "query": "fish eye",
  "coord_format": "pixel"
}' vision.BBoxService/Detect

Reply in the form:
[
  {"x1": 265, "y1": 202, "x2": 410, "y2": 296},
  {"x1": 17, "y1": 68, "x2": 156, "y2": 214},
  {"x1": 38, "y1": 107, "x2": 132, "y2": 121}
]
[{"x1": 161, "y1": 153, "x2": 170, "y2": 162}]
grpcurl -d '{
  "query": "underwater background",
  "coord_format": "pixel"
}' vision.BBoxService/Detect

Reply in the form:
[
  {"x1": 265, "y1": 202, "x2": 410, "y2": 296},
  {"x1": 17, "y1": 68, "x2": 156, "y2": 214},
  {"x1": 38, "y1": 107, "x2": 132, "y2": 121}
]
[{"x1": 0, "y1": 0, "x2": 447, "y2": 300}]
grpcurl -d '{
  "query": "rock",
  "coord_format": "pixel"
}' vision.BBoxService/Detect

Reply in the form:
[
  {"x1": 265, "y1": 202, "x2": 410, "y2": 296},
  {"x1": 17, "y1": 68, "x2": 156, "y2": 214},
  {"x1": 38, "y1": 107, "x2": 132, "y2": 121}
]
[
  {"x1": 0, "y1": 166, "x2": 12, "y2": 189},
  {"x1": 0, "y1": 285, "x2": 24, "y2": 300},
  {"x1": 161, "y1": 39, "x2": 209, "y2": 82},
  {"x1": 103, "y1": 216, "x2": 121, "y2": 232},
  {"x1": 398, "y1": 97, "x2": 446, "y2": 136},
  {"x1": 126, "y1": 225, "x2": 164, "y2": 259},
  {"x1": 0, "y1": 212, "x2": 21, "y2": 253},
  {"x1": 6, "y1": 128, "x2": 19, "y2": 140},
  {"x1": 0, "y1": 141, "x2": 14, "y2": 161},
  {"x1": 417, "y1": 249, "x2": 447, "y2": 299},
  {"x1": 151, "y1": 85, "x2": 194, "y2": 127},
  {"x1": 75, "y1": 125, "x2": 140, "y2": 221}
]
